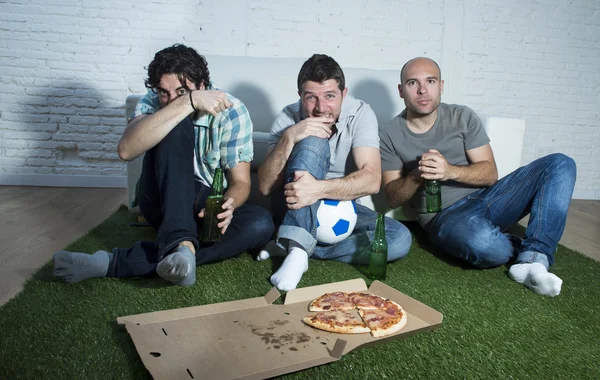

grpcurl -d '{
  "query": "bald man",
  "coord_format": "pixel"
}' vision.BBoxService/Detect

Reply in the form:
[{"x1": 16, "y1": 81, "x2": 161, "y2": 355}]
[{"x1": 379, "y1": 57, "x2": 576, "y2": 297}]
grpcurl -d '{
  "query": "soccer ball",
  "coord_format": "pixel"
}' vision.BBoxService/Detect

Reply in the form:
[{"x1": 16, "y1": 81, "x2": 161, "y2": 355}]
[{"x1": 315, "y1": 200, "x2": 358, "y2": 245}]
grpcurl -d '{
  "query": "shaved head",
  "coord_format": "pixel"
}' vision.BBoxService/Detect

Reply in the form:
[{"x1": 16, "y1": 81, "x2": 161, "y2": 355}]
[
  {"x1": 400, "y1": 57, "x2": 441, "y2": 84},
  {"x1": 398, "y1": 57, "x2": 444, "y2": 118}
]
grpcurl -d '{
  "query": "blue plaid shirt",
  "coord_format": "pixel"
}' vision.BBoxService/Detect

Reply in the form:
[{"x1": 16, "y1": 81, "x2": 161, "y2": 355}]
[{"x1": 131, "y1": 84, "x2": 254, "y2": 190}]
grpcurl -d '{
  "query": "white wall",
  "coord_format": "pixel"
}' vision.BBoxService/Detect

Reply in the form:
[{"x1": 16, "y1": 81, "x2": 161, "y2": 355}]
[{"x1": 0, "y1": 0, "x2": 598, "y2": 198}]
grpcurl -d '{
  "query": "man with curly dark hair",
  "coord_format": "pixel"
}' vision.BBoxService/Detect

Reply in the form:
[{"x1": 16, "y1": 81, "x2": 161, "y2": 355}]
[{"x1": 53, "y1": 44, "x2": 274, "y2": 286}]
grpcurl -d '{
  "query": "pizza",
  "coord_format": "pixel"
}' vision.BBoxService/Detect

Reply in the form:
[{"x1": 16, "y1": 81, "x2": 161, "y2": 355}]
[
  {"x1": 302, "y1": 310, "x2": 371, "y2": 334},
  {"x1": 348, "y1": 292, "x2": 390, "y2": 310},
  {"x1": 308, "y1": 291, "x2": 356, "y2": 311},
  {"x1": 359, "y1": 305, "x2": 407, "y2": 337},
  {"x1": 303, "y1": 291, "x2": 407, "y2": 337}
]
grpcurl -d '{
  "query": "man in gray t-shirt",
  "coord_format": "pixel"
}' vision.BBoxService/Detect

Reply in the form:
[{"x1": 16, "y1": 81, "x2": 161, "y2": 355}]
[
  {"x1": 380, "y1": 102, "x2": 490, "y2": 227},
  {"x1": 380, "y1": 57, "x2": 576, "y2": 297},
  {"x1": 257, "y1": 54, "x2": 411, "y2": 291}
]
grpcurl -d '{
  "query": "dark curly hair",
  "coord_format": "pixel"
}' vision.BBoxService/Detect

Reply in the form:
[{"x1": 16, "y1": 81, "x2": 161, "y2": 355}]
[
  {"x1": 144, "y1": 44, "x2": 210, "y2": 91},
  {"x1": 297, "y1": 54, "x2": 345, "y2": 93}
]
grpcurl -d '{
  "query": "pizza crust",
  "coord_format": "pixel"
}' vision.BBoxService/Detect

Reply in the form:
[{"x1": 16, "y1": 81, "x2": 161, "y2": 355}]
[
  {"x1": 302, "y1": 310, "x2": 371, "y2": 334},
  {"x1": 359, "y1": 307, "x2": 407, "y2": 337},
  {"x1": 308, "y1": 291, "x2": 356, "y2": 311}
]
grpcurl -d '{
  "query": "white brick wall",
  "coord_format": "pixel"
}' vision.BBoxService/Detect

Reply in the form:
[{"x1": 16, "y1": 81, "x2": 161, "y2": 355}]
[
  {"x1": 461, "y1": 0, "x2": 600, "y2": 199},
  {"x1": 0, "y1": 0, "x2": 598, "y2": 198}
]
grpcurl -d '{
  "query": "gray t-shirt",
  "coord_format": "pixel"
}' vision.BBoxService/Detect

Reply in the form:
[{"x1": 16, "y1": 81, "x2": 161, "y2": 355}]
[
  {"x1": 379, "y1": 103, "x2": 490, "y2": 226},
  {"x1": 269, "y1": 95, "x2": 379, "y2": 180}
]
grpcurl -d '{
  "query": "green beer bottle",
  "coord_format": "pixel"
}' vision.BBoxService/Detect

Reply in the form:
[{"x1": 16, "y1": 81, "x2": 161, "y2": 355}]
[
  {"x1": 426, "y1": 179, "x2": 442, "y2": 213},
  {"x1": 368, "y1": 214, "x2": 388, "y2": 281},
  {"x1": 202, "y1": 168, "x2": 224, "y2": 242}
]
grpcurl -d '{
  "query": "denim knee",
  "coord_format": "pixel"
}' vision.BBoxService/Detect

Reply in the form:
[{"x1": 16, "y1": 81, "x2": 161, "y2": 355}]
[
  {"x1": 253, "y1": 210, "x2": 276, "y2": 243},
  {"x1": 385, "y1": 218, "x2": 412, "y2": 262},
  {"x1": 460, "y1": 226, "x2": 513, "y2": 268},
  {"x1": 295, "y1": 135, "x2": 330, "y2": 152},
  {"x1": 287, "y1": 136, "x2": 331, "y2": 180},
  {"x1": 156, "y1": 117, "x2": 195, "y2": 152},
  {"x1": 548, "y1": 153, "x2": 576, "y2": 182},
  {"x1": 433, "y1": 217, "x2": 513, "y2": 269},
  {"x1": 241, "y1": 205, "x2": 275, "y2": 244}
]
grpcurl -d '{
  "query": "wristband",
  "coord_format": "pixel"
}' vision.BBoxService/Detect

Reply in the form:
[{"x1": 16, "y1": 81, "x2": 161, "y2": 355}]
[{"x1": 189, "y1": 90, "x2": 198, "y2": 111}]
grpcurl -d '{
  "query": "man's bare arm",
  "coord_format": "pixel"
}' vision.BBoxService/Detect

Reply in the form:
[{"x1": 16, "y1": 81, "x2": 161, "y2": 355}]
[
  {"x1": 284, "y1": 146, "x2": 381, "y2": 209},
  {"x1": 223, "y1": 162, "x2": 252, "y2": 209},
  {"x1": 118, "y1": 90, "x2": 233, "y2": 161},
  {"x1": 382, "y1": 168, "x2": 424, "y2": 209},
  {"x1": 321, "y1": 146, "x2": 381, "y2": 199},
  {"x1": 118, "y1": 96, "x2": 193, "y2": 161},
  {"x1": 382, "y1": 144, "x2": 496, "y2": 209},
  {"x1": 421, "y1": 144, "x2": 498, "y2": 186},
  {"x1": 257, "y1": 116, "x2": 333, "y2": 196},
  {"x1": 257, "y1": 135, "x2": 295, "y2": 196}
]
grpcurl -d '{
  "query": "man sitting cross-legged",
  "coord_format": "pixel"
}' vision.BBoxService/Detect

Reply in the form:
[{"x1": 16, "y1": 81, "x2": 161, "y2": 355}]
[
  {"x1": 379, "y1": 57, "x2": 576, "y2": 296},
  {"x1": 257, "y1": 54, "x2": 412, "y2": 291},
  {"x1": 53, "y1": 44, "x2": 274, "y2": 286}
]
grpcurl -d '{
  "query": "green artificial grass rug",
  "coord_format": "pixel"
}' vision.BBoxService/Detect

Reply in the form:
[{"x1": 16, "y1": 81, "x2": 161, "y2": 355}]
[{"x1": 1, "y1": 206, "x2": 599, "y2": 379}]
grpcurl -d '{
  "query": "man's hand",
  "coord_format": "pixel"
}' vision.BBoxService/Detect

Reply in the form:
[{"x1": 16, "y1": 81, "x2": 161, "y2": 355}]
[
  {"x1": 419, "y1": 149, "x2": 455, "y2": 181},
  {"x1": 191, "y1": 90, "x2": 233, "y2": 116},
  {"x1": 283, "y1": 116, "x2": 334, "y2": 144},
  {"x1": 284, "y1": 171, "x2": 324, "y2": 209},
  {"x1": 198, "y1": 197, "x2": 235, "y2": 234}
]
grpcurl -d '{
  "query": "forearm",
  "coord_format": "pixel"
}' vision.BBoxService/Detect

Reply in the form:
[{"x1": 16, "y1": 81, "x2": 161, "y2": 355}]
[
  {"x1": 224, "y1": 181, "x2": 251, "y2": 209},
  {"x1": 448, "y1": 161, "x2": 498, "y2": 186},
  {"x1": 384, "y1": 172, "x2": 423, "y2": 208},
  {"x1": 321, "y1": 167, "x2": 381, "y2": 200},
  {"x1": 118, "y1": 96, "x2": 194, "y2": 161},
  {"x1": 257, "y1": 136, "x2": 295, "y2": 196}
]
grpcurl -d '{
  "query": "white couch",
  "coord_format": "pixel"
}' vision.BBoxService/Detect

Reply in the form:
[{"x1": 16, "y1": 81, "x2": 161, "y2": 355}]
[{"x1": 125, "y1": 55, "x2": 526, "y2": 220}]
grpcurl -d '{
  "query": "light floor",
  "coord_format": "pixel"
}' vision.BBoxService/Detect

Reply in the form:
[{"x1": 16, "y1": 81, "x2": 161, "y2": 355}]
[
  {"x1": 0, "y1": 186, "x2": 598, "y2": 306},
  {"x1": 0, "y1": 186, "x2": 127, "y2": 306}
]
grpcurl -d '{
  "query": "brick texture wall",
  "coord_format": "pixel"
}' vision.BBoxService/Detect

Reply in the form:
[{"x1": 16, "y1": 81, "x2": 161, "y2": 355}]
[{"x1": 0, "y1": 0, "x2": 598, "y2": 198}]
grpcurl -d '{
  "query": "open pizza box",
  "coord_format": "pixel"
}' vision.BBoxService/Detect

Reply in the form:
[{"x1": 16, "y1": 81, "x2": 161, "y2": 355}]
[{"x1": 117, "y1": 278, "x2": 443, "y2": 379}]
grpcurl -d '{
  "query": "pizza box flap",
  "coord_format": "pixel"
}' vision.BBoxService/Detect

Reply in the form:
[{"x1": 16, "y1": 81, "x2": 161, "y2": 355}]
[
  {"x1": 369, "y1": 280, "x2": 443, "y2": 326},
  {"x1": 118, "y1": 279, "x2": 443, "y2": 379},
  {"x1": 120, "y1": 300, "x2": 343, "y2": 380},
  {"x1": 116, "y1": 286, "x2": 280, "y2": 326},
  {"x1": 283, "y1": 278, "x2": 368, "y2": 305}
]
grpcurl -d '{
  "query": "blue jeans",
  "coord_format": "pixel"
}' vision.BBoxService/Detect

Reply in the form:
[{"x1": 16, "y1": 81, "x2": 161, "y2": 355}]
[
  {"x1": 107, "y1": 117, "x2": 274, "y2": 278},
  {"x1": 424, "y1": 153, "x2": 576, "y2": 269},
  {"x1": 274, "y1": 136, "x2": 412, "y2": 264}
]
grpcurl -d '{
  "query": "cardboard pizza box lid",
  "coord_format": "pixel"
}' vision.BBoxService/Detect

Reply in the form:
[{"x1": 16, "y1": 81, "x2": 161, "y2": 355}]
[{"x1": 117, "y1": 278, "x2": 443, "y2": 380}]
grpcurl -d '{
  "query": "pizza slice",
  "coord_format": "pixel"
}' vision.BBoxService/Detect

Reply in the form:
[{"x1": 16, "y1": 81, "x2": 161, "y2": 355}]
[
  {"x1": 302, "y1": 310, "x2": 371, "y2": 334},
  {"x1": 358, "y1": 304, "x2": 407, "y2": 337},
  {"x1": 308, "y1": 291, "x2": 356, "y2": 311},
  {"x1": 348, "y1": 292, "x2": 389, "y2": 310}
]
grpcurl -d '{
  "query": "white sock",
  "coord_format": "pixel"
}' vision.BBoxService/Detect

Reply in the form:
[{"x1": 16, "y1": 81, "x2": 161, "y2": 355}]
[
  {"x1": 270, "y1": 246, "x2": 309, "y2": 291},
  {"x1": 256, "y1": 240, "x2": 287, "y2": 261},
  {"x1": 507, "y1": 263, "x2": 532, "y2": 283},
  {"x1": 508, "y1": 262, "x2": 562, "y2": 297}
]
